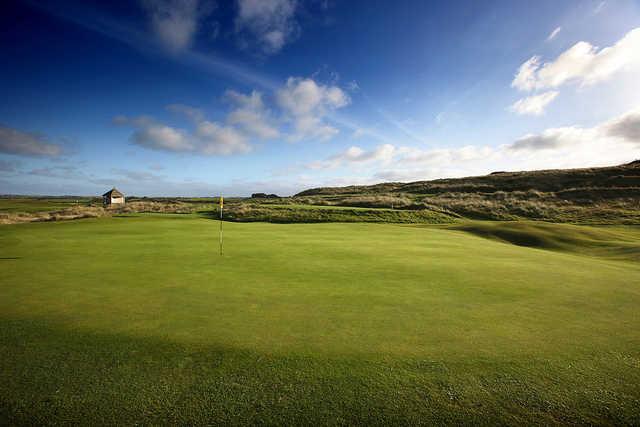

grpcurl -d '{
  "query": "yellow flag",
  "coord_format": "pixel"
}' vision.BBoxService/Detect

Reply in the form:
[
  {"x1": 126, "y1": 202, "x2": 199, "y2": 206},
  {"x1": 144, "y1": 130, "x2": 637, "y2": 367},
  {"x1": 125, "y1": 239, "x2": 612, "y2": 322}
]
[{"x1": 219, "y1": 196, "x2": 224, "y2": 208}]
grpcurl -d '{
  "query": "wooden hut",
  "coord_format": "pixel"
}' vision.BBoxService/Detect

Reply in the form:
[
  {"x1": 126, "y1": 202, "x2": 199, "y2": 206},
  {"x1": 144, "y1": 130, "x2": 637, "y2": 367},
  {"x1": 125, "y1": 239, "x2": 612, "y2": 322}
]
[{"x1": 102, "y1": 188, "x2": 125, "y2": 207}]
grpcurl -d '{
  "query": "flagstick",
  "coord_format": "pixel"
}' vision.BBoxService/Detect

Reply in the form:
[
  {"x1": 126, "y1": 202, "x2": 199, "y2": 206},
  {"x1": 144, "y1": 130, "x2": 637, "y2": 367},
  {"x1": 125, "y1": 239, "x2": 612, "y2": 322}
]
[{"x1": 219, "y1": 197, "x2": 223, "y2": 256}]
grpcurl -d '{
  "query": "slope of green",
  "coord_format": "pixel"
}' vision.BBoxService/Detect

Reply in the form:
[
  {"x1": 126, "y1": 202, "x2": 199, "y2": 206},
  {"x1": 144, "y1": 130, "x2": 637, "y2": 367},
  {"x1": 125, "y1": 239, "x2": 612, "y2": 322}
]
[
  {"x1": 450, "y1": 221, "x2": 640, "y2": 262},
  {"x1": 1, "y1": 216, "x2": 640, "y2": 424}
]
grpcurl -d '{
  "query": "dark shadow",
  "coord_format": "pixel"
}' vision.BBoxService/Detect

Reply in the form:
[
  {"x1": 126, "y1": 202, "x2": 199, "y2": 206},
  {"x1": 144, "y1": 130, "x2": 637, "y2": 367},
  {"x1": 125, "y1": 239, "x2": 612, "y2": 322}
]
[
  {"x1": 0, "y1": 316, "x2": 632, "y2": 425},
  {"x1": 0, "y1": 257, "x2": 20, "y2": 260}
]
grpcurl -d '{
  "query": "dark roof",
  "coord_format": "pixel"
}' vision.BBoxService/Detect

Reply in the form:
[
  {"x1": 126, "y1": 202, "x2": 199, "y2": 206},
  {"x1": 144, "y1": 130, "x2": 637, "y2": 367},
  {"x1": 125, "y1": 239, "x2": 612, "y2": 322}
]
[{"x1": 102, "y1": 187, "x2": 124, "y2": 197}]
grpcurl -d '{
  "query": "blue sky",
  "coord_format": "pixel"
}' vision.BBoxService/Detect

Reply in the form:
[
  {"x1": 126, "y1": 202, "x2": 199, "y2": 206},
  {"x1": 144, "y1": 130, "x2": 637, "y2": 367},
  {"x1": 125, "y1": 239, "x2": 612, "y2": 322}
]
[{"x1": 1, "y1": 0, "x2": 640, "y2": 196}]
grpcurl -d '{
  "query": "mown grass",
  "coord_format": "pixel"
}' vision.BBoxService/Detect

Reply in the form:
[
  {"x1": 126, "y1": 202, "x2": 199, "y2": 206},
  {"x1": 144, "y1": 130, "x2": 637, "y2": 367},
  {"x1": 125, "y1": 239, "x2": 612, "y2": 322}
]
[{"x1": 1, "y1": 215, "x2": 639, "y2": 424}]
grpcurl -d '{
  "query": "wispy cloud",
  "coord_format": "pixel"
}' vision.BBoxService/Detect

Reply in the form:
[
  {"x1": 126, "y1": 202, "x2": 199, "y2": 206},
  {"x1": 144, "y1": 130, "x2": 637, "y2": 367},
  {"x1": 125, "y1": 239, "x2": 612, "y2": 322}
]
[
  {"x1": 0, "y1": 125, "x2": 64, "y2": 157},
  {"x1": 141, "y1": 0, "x2": 217, "y2": 52},
  {"x1": 28, "y1": 165, "x2": 80, "y2": 178},
  {"x1": 0, "y1": 159, "x2": 20, "y2": 173},
  {"x1": 308, "y1": 144, "x2": 395, "y2": 169},
  {"x1": 593, "y1": 1, "x2": 606, "y2": 15},
  {"x1": 509, "y1": 91, "x2": 559, "y2": 116},
  {"x1": 235, "y1": 0, "x2": 299, "y2": 54},
  {"x1": 546, "y1": 26, "x2": 561, "y2": 42}
]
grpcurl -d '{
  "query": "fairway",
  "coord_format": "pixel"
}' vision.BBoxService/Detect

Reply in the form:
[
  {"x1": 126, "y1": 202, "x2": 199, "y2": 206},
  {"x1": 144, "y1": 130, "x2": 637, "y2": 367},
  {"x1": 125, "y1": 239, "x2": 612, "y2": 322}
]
[{"x1": 1, "y1": 215, "x2": 640, "y2": 424}]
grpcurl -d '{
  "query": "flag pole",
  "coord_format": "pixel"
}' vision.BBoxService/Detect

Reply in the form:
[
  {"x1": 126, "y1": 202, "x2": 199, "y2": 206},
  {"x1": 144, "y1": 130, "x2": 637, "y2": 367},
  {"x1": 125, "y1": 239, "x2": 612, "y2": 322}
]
[{"x1": 219, "y1": 195, "x2": 224, "y2": 256}]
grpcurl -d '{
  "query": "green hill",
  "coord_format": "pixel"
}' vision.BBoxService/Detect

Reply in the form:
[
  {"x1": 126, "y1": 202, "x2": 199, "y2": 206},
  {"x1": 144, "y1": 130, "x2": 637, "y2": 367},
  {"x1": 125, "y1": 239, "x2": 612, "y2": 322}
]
[{"x1": 287, "y1": 161, "x2": 640, "y2": 224}]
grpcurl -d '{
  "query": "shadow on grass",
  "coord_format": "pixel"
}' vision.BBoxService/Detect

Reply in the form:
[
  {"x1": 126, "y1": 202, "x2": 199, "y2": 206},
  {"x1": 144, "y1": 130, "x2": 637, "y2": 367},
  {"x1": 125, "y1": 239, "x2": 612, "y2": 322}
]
[
  {"x1": 450, "y1": 221, "x2": 640, "y2": 262},
  {"x1": 1, "y1": 317, "x2": 639, "y2": 425}
]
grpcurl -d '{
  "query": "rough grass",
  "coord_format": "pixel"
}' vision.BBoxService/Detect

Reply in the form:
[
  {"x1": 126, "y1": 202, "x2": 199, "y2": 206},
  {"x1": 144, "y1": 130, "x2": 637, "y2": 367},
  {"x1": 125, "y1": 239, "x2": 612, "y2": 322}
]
[
  {"x1": 292, "y1": 161, "x2": 640, "y2": 225},
  {"x1": 0, "y1": 197, "x2": 95, "y2": 213},
  {"x1": 0, "y1": 200, "x2": 214, "y2": 224},
  {"x1": 220, "y1": 202, "x2": 455, "y2": 223},
  {"x1": 0, "y1": 206, "x2": 109, "y2": 224},
  {"x1": 1, "y1": 216, "x2": 640, "y2": 424}
]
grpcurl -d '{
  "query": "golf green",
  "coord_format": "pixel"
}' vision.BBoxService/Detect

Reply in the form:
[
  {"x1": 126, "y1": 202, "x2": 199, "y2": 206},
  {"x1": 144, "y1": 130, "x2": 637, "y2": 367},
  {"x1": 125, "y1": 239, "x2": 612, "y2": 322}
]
[{"x1": 1, "y1": 215, "x2": 639, "y2": 424}]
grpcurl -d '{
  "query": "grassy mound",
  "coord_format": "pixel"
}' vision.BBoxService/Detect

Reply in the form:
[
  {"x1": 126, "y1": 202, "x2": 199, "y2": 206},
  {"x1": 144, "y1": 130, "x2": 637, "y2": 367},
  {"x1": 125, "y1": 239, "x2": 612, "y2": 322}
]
[
  {"x1": 220, "y1": 203, "x2": 456, "y2": 223},
  {"x1": 450, "y1": 221, "x2": 640, "y2": 261}
]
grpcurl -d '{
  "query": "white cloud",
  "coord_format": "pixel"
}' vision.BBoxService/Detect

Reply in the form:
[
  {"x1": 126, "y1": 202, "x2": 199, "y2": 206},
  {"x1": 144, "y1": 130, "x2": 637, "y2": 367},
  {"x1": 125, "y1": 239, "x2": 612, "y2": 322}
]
[
  {"x1": 509, "y1": 108, "x2": 640, "y2": 152},
  {"x1": 195, "y1": 120, "x2": 251, "y2": 155},
  {"x1": 512, "y1": 56, "x2": 541, "y2": 92},
  {"x1": 509, "y1": 91, "x2": 559, "y2": 115},
  {"x1": 307, "y1": 107, "x2": 640, "y2": 182},
  {"x1": 277, "y1": 77, "x2": 350, "y2": 141},
  {"x1": 141, "y1": 0, "x2": 211, "y2": 52},
  {"x1": 115, "y1": 116, "x2": 194, "y2": 152},
  {"x1": 512, "y1": 27, "x2": 640, "y2": 91},
  {"x1": 309, "y1": 144, "x2": 395, "y2": 169},
  {"x1": 0, "y1": 125, "x2": 64, "y2": 157},
  {"x1": 116, "y1": 112, "x2": 251, "y2": 155},
  {"x1": 546, "y1": 26, "x2": 561, "y2": 41},
  {"x1": 225, "y1": 90, "x2": 279, "y2": 139},
  {"x1": 235, "y1": 0, "x2": 298, "y2": 54}
]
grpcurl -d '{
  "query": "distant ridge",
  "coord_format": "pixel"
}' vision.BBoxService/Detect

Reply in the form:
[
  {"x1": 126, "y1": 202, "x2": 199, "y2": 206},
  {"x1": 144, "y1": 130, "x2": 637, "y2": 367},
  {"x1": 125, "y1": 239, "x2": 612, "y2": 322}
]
[{"x1": 295, "y1": 161, "x2": 640, "y2": 197}]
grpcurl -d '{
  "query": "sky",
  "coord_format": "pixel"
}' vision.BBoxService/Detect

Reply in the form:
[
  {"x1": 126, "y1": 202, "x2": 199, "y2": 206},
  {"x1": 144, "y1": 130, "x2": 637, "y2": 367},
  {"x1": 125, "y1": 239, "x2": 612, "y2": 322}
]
[{"x1": 1, "y1": 0, "x2": 640, "y2": 196}]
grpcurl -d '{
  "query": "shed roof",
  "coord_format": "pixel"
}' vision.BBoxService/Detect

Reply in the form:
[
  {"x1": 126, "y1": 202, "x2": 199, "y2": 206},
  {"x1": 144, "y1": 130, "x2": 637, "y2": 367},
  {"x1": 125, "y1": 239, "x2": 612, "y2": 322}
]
[{"x1": 103, "y1": 187, "x2": 124, "y2": 198}]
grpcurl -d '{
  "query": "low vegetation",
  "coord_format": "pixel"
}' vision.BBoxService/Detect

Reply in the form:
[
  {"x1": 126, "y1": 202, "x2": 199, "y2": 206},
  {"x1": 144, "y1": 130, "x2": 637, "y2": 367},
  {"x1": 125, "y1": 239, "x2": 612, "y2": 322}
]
[
  {"x1": 292, "y1": 161, "x2": 640, "y2": 224},
  {"x1": 0, "y1": 200, "x2": 214, "y2": 225},
  {"x1": 220, "y1": 202, "x2": 454, "y2": 223}
]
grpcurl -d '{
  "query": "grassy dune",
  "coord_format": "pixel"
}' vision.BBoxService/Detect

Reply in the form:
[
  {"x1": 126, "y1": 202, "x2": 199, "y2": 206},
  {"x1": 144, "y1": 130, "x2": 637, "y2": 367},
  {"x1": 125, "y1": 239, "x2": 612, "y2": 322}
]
[{"x1": 1, "y1": 215, "x2": 640, "y2": 424}]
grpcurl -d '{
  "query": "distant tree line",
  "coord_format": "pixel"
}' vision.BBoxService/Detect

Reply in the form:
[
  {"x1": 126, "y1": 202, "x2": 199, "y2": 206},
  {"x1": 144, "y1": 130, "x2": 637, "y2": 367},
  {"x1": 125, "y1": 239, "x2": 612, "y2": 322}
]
[{"x1": 251, "y1": 193, "x2": 280, "y2": 199}]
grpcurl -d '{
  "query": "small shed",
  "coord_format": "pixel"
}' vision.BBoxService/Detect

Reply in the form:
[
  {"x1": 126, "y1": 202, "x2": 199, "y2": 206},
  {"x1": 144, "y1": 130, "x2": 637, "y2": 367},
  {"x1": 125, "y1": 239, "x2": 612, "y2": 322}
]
[{"x1": 102, "y1": 188, "x2": 125, "y2": 207}]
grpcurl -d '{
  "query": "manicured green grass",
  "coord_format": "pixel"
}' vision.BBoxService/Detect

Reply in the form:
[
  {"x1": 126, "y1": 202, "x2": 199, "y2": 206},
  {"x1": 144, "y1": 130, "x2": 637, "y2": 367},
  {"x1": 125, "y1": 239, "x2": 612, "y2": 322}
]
[{"x1": 1, "y1": 216, "x2": 639, "y2": 424}]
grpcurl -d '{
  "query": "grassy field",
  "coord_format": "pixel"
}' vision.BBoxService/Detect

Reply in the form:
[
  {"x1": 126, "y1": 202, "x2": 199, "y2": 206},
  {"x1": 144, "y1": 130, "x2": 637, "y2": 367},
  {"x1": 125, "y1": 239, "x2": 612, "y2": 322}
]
[
  {"x1": 0, "y1": 197, "x2": 93, "y2": 213},
  {"x1": 1, "y1": 215, "x2": 640, "y2": 424}
]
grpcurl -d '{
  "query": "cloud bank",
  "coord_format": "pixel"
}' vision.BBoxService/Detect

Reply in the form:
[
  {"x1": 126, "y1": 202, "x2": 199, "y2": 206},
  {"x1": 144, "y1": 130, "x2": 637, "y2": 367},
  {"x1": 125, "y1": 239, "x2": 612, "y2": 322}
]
[{"x1": 309, "y1": 106, "x2": 640, "y2": 182}]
